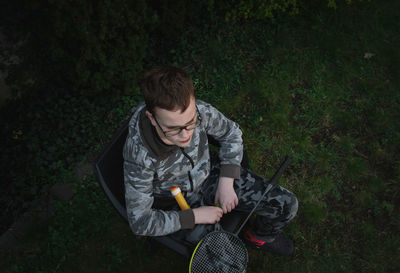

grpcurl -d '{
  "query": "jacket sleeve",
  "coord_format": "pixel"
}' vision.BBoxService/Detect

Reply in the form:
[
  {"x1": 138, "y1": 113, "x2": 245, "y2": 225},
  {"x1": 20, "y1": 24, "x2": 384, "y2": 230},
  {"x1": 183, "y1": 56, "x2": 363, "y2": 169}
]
[
  {"x1": 200, "y1": 101, "x2": 243, "y2": 179},
  {"x1": 123, "y1": 140, "x2": 195, "y2": 236}
]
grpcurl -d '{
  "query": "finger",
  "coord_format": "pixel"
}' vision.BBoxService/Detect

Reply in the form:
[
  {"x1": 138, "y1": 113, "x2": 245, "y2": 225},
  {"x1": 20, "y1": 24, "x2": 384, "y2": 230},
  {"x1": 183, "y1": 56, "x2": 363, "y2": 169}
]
[
  {"x1": 225, "y1": 202, "x2": 231, "y2": 213},
  {"x1": 228, "y1": 203, "x2": 233, "y2": 213},
  {"x1": 232, "y1": 203, "x2": 237, "y2": 211},
  {"x1": 227, "y1": 203, "x2": 232, "y2": 213},
  {"x1": 226, "y1": 203, "x2": 232, "y2": 213},
  {"x1": 215, "y1": 211, "x2": 222, "y2": 221},
  {"x1": 223, "y1": 204, "x2": 228, "y2": 214}
]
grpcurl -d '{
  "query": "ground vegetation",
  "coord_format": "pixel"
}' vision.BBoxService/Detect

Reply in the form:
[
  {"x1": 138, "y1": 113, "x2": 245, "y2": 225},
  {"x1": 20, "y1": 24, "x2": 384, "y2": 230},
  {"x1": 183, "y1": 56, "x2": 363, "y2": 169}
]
[{"x1": 1, "y1": 0, "x2": 399, "y2": 272}]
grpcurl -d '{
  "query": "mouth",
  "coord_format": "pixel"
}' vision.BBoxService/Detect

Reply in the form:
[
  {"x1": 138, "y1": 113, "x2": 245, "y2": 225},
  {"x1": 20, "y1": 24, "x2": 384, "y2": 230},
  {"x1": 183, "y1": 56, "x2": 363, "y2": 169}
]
[{"x1": 180, "y1": 137, "x2": 191, "y2": 144}]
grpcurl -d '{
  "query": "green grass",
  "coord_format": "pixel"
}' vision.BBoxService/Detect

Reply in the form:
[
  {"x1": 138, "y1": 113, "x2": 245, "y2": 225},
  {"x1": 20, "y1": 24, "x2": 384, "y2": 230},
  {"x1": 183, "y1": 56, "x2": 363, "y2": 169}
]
[
  {"x1": 0, "y1": 177, "x2": 187, "y2": 273},
  {"x1": 1, "y1": 0, "x2": 400, "y2": 272}
]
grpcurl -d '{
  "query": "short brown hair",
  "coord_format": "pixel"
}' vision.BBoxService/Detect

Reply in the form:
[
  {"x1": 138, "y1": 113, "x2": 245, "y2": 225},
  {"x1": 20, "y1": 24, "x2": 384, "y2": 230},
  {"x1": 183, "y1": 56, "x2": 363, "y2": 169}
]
[{"x1": 140, "y1": 66, "x2": 195, "y2": 113}]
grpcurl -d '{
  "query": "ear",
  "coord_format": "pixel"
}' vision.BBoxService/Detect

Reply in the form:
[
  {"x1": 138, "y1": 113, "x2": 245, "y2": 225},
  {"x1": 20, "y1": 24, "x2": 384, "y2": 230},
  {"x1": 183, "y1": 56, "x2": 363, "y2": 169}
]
[{"x1": 145, "y1": 110, "x2": 157, "y2": 127}]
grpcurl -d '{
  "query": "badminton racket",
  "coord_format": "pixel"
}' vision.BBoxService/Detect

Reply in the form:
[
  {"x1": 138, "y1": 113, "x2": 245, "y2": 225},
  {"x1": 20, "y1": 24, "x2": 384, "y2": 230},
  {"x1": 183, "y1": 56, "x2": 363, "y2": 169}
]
[{"x1": 189, "y1": 156, "x2": 292, "y2": 273}]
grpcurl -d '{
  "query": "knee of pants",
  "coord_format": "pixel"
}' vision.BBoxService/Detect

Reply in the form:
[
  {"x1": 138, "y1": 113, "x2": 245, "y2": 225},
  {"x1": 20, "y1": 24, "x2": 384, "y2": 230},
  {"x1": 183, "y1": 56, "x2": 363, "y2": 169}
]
[{"x1": 271, "y1": 187, "x2": 298, "y2": 222}]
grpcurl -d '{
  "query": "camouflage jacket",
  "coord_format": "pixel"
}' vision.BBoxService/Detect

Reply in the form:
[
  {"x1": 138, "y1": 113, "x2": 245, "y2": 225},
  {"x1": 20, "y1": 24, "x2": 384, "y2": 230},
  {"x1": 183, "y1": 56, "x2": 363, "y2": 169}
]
[{"x1": 123, "y1": 100, "x2": 243, "y2": 236}]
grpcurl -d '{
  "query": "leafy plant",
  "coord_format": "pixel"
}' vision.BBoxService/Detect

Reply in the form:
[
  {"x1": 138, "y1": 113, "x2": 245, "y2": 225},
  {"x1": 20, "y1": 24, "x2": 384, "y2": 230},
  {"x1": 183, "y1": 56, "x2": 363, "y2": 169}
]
[{"x1": 2, "y1": 0, "x2": 155, "y2": 97}]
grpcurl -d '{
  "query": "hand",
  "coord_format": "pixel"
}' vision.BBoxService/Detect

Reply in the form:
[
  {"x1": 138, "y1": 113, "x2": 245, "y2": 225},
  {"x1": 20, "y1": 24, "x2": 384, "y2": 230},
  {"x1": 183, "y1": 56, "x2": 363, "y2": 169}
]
[
  {"x1": 214, "y1": 177, "x2": 238, "y2": 214},
  {"x1": 193, "y1": 206, "x2": 223, "y2": 224}
]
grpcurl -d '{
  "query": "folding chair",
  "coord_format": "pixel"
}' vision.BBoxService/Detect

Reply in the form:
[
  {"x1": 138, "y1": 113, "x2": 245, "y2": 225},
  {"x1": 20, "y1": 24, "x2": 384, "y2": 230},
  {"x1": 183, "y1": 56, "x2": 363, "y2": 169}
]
[{"x1": 94, "y1": 115, "x2": 247, "y2": 258}]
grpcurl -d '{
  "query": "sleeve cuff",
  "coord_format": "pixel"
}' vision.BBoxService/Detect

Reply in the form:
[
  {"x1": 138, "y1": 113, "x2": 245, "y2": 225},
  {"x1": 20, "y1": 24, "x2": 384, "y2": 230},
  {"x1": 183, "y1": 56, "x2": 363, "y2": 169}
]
[
  {"x1": 220, "y1": 164, "x2": 241, "y2": 179},
  {"x1": 178, "y1": 209, "x2": 195, "y2": 229}
]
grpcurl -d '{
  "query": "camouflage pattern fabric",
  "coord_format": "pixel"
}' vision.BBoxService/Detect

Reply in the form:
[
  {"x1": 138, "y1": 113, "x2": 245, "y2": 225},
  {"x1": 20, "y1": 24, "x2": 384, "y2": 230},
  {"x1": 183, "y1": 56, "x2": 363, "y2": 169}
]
[
  {"x1": 170, "y1": 155, "x2": 298, "y2": 245},
  {"x1": 123, "y1": 100, "x2": 243, "y2": 236}
]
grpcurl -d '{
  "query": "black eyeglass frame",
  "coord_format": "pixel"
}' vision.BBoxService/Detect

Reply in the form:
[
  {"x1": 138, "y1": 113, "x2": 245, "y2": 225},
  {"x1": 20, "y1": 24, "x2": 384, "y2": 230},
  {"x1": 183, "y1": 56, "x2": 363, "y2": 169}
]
[{"x1": 152, "y1": 107, "x2": 202, "y2": 137}]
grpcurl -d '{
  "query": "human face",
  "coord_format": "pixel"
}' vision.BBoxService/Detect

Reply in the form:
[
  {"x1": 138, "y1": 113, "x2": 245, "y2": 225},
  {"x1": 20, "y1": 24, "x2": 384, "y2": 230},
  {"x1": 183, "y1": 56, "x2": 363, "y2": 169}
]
[
  {"x1": 153, "y1": 109, "x2": 201, "y2": 137},
  {"x1": 146, "y1": 97, "x2": 198, "y2": 147}
]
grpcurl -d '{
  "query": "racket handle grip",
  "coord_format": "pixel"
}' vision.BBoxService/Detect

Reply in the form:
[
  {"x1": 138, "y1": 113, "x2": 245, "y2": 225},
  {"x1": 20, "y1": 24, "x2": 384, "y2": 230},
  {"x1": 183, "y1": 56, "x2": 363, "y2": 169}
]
[{"x1": 170, "y1": 186, "x2": 190, "y2": 210}]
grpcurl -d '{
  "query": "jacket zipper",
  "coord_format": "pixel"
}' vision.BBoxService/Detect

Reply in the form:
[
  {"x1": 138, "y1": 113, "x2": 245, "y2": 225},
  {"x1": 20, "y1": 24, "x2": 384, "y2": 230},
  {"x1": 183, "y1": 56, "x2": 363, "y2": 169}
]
[{"x1": 180, "y1": 147, "x2": 194, "y2": 192}]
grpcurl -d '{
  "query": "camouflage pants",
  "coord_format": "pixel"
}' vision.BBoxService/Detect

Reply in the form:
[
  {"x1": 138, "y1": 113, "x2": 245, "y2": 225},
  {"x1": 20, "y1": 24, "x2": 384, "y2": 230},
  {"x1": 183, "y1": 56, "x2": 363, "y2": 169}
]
[{"x1": 172, "y1": 159, "x2": 298, "y2": 245}]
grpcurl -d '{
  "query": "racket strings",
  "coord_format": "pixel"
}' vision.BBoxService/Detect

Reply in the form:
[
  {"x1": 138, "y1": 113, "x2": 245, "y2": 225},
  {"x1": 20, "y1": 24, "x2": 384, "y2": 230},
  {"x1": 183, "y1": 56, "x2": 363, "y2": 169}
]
[{"x1": 190, "y1": 231, "x2": 248, "y2": 273}]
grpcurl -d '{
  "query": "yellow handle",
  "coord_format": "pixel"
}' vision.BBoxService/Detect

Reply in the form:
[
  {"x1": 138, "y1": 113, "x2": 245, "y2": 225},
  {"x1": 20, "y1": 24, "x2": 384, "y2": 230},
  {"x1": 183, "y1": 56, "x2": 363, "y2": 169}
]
[{"x1": 170, "y1": 186, "x2": 190, "y2": 210}]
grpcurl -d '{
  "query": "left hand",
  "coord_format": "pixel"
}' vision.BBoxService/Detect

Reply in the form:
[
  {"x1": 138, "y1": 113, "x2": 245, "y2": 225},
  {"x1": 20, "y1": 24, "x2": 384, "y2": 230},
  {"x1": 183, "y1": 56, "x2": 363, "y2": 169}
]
[{"x1": 214, "y1": 177, "x2": 238, "y2": 214}]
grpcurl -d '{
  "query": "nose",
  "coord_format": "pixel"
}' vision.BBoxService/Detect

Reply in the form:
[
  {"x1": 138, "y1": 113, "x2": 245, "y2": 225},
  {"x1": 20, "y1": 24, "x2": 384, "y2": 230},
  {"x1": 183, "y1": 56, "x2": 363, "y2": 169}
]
[{"x1": 179, "y1": 128, "x2": 189, "y2": 138}]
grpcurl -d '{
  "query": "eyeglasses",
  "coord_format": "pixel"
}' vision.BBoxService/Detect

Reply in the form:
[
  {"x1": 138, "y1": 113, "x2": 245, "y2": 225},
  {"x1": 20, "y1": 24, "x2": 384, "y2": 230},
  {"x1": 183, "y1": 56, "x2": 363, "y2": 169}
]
[{"x1": 153, "y1": 108, "x2": 202, "y2": 137}]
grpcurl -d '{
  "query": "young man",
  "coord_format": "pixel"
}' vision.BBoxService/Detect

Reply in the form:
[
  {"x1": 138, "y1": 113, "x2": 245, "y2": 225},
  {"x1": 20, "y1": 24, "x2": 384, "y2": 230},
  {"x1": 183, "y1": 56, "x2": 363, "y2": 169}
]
[{"x1": 123, "y1": 66, "x2": 298, "y2": 256}]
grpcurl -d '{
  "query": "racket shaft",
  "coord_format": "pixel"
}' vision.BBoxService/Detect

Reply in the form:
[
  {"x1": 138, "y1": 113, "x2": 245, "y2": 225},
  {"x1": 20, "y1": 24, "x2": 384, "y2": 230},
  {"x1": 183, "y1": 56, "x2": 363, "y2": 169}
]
[{"x1": 235, "y1": 156, "x2": 292, "y2": 235}]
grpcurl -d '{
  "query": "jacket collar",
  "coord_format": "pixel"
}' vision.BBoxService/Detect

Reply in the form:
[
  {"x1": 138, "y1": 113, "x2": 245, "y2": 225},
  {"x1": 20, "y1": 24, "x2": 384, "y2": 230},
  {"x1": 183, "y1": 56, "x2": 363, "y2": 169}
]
[{"x1": 139, "y1": 108, "x2": 179, "y2": 160}]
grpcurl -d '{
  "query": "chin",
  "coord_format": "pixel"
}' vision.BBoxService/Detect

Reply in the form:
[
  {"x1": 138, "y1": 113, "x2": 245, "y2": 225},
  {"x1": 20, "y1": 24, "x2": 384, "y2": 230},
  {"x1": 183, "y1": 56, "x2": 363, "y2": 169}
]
[{"x1": 179, "y1": 142, "x2": 191, "y2": 147}]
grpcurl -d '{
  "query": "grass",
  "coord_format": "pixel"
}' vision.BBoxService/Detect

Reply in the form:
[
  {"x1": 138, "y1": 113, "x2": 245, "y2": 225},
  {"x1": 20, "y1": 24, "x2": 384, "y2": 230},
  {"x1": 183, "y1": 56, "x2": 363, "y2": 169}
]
[{"x1": 1, "y1": 0, "x2": 400, "y2": 272}]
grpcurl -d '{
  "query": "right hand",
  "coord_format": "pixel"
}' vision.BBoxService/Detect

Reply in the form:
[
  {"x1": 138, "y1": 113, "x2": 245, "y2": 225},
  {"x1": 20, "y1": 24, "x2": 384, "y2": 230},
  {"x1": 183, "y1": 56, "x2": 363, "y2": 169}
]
[{"x1": 193, "y1": 206, "x2": 223, "y2": 224}]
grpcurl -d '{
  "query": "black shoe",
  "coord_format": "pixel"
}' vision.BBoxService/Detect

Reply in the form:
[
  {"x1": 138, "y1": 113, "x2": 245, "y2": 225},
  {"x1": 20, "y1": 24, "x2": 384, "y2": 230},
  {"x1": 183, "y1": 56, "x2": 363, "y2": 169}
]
[{"x1": 243, "y1": 230, "x2": 294, "y2": 257}]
